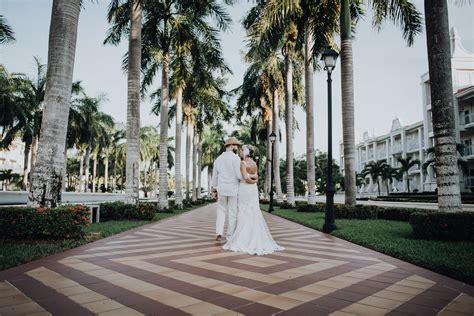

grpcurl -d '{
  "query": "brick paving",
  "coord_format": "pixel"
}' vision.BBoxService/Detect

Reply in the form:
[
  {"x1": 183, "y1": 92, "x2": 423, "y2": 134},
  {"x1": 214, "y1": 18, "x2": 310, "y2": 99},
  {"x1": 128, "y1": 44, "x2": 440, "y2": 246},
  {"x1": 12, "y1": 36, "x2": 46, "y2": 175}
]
[{"x1": 1, "y1": 203, "x2": 473, "y2": 315}]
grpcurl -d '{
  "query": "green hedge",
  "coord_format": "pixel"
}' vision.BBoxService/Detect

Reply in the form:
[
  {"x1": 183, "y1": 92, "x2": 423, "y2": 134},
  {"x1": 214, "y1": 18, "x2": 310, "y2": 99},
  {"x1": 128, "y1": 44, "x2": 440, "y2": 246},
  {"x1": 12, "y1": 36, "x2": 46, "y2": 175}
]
[
  {"x1": 100, "y1": 202, "x2": 156, "y2": 221},
  {"x1": 0, "y1": 205, "x2": 90, "y2": 239},
  {"x1": 410, "y1": 212, "x2": 474, "y2": 241},
  {"x1": 296, "y1": 203, "x2": 427, "y2": 222}
]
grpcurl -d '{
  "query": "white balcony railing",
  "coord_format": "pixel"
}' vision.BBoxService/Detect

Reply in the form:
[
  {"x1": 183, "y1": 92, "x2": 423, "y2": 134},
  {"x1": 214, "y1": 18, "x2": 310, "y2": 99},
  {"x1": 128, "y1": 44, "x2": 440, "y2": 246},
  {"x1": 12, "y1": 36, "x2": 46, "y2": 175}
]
[{"x1": 407, "y1": 140, "x2": 419, "y2": 151}]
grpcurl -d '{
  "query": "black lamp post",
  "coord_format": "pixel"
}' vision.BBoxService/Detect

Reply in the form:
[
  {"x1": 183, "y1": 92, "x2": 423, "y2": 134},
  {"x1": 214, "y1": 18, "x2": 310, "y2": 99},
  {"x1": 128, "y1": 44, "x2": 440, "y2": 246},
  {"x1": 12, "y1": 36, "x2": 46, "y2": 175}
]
[
  {"x1": 268, "y1": 131, "x2": 277, "y2": 213},
  {"x1": 321, "y1": 47, "x2": 339, "y2": 233}
]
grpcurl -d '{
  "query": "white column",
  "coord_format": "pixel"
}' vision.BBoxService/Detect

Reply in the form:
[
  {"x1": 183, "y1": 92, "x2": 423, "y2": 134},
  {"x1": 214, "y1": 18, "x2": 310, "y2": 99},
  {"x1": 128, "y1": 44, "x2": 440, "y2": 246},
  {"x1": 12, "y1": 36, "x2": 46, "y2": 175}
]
[
  {"x1": 373, "y1": 142, "x2": 377, "y2": 161},
  {"x1": 401, "y1": 130, "x2": 407, "y2": 158},
  {"x1": 365, "y1": 145, "x2": 369, "y2": 162},
  {"x1": 385, "y1": 139, "x2": 390, "y2": 161}
]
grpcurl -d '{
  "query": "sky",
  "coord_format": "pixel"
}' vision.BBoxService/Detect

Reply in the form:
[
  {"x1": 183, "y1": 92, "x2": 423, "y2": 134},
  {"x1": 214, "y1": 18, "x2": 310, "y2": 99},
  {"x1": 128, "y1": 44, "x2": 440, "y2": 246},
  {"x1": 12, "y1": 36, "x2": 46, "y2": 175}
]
[{"x1": 1, "y1": 0, "x2": 474, "y2": 166}]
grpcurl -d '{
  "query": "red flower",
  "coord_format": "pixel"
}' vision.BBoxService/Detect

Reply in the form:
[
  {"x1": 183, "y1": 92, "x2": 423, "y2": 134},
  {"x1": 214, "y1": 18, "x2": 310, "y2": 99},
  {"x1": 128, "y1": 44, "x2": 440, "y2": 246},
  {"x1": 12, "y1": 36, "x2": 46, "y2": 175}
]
[{"x1": 11, "y1": 220, "x2": 16, "y2": 224}]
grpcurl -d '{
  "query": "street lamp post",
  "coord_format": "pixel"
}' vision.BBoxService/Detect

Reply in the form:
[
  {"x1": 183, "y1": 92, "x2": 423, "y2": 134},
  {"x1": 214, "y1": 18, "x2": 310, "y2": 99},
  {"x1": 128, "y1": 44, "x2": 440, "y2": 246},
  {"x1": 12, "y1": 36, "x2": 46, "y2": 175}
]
[
  {"x1": 268, "y1": 132, "x2": 277, "y2": 213},
  {"x1": 321, "y1": 47, "x2": 339, "y2": 233}
]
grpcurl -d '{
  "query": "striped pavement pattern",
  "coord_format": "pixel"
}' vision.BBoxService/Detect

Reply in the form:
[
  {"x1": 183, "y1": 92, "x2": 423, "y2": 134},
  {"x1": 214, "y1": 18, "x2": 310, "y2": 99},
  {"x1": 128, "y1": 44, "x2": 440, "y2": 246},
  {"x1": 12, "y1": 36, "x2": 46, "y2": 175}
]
[{"x1": 0, "y1": 203, "x2": 473, "y2": 315}]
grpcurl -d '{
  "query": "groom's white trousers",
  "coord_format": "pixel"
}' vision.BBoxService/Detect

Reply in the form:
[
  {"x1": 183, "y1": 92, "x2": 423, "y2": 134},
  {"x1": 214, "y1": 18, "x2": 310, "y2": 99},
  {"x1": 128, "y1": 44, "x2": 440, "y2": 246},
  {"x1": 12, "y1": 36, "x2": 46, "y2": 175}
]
[{"x1": 216, "y1": 195, "x2": 238, "y2": 237}]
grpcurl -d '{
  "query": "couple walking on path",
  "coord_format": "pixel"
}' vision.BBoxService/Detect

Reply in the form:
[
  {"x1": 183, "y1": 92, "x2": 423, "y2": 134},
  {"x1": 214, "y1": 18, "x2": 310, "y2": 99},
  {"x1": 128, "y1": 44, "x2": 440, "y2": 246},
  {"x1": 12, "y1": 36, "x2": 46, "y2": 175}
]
[{"x1": 211, "y1": 137, "x2": 284, "y2": 256}]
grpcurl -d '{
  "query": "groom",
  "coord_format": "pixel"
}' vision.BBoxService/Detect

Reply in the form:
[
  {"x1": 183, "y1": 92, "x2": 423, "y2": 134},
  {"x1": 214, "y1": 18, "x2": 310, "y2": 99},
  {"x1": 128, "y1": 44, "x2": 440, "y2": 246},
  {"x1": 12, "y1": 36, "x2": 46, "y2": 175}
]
[{"x1": 211, "y1": 137, "x2": 256, "y2": 241}]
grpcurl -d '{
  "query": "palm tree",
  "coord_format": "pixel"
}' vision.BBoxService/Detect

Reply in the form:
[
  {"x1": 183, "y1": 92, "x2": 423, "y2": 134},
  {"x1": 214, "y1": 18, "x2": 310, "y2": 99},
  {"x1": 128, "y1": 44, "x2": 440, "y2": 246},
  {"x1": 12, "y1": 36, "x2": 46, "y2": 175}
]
[
  {"x1": 245, "y1": 1, "x2": 339, "y2": 205},
  {"x1": 339, "y1": 0, "x2": 422, "y2": 205},
  {"x1": 362, "y1": 160, "x2": 388, "y2": 197},
  {"x1": 424, "y1": 1, "x2": 463, "y2": 212},
  {"x1": 105, "y1": 0, "x2": 142, "y2": 204},
  {"x1": 396, "y1": 156, "x2": 420, "y2": 193},
  {"x1": 380, "y1": 165, "x2": 401, "y2": 195},
  {"x1": 28, "y1": 0, "x2": 81, "y2": 207},
  {"x1": 0, "y1": 15, "x2": 15, "y2": 44},
  {"x1": 0, "y1": 58, "x2": 45, "y2": 190},
  {"x1": 201, "y1": 127, "x2": 226, "y2": 197}
]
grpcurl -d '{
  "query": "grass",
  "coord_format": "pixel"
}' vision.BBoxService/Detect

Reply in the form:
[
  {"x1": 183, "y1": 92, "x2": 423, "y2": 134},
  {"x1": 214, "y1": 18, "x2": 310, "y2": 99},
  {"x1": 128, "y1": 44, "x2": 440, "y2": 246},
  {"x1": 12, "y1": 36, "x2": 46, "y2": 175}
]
[
  {"x1": 265, "y1": 205, "x2": 474, "y2": 285},
  {"x1": 0, "y1": 204, "x2": 207, "y2": 271}
]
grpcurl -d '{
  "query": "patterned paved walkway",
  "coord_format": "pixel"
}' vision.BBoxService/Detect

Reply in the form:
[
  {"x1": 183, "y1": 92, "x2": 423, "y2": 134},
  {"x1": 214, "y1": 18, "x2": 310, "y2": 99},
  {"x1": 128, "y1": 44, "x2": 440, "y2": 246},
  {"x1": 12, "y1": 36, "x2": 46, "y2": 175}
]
[{"x1": 1, "y1": 204, "x2": 473, "y2": 316}]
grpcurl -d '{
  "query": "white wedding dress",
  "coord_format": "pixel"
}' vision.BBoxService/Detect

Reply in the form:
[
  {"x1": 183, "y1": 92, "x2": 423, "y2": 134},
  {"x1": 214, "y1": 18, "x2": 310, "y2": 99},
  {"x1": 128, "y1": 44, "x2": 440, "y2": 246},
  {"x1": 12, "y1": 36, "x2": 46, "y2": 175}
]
[{"x1": 223, "y1": 179, "x2": 284, "y2": 256}]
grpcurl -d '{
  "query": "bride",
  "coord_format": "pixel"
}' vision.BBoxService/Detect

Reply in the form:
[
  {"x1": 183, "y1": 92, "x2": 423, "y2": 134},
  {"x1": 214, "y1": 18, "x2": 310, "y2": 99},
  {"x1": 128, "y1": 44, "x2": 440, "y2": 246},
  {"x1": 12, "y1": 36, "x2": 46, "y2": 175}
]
[{"x1": 223, "y1": 145, "x2": 284, "y2": 255}]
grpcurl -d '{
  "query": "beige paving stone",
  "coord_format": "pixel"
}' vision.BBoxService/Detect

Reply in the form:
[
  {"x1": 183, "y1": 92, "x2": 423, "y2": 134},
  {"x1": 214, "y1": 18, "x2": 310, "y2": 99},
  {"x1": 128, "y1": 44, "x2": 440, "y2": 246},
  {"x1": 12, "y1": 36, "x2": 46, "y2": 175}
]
[
  {"x1": 211, "y1": 283, "x2": 245, "y2": 295},
  {"x1": 258, "y1": 295, "x2": 304, "y2": 310},
  {"x1": 446, "y1": 301, "x2": 474, "y2": 313},
  {"x1": 358, "y1": 296, "x2": 401, "y2": 310},
  {"x1": 82, "y1": 299, "x2": 125, "y2": 313},
  {"x1": 97, "y1": 307, "x2": 144, "y2": 316},
  {"x1": 372, "y1": 289, "x2": 415, "y2": 302},
  {"x1": 0, "y1": 302, "x2": 46, "y2": 315},
  {"x1": 158, "y1": 295, "x2": 201, "y2": 308},
  {"x1": 180, "y1": 301, "x2": 228, "y2": 316},
  {"x1": 0, "y1": 293, "x2": 30, "y2": 307},
  {"x1": 341, "y1": 303, "x2": 390, "y2": 315},
  {"x1": 69, "y1": 292, "x2": 108, "y2": 304},
  {"x1": 140, "y1": 288, "x2": 177, "y2": 301},
  {"x1": 233, "y1": 289, "x2": 273, "y2": 301},
  {"x1": 280, "y1": 289, "x2": 322, "y2": 302}
]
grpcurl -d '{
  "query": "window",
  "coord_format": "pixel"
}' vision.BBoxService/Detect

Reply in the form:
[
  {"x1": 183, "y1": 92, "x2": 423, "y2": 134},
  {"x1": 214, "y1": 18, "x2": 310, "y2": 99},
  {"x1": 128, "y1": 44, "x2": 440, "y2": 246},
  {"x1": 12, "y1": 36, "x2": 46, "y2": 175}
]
[
  {"x1": 465, "y1": 110, "x2": 470, "y2": 125},
  {"x1": 464, "y1": 139, "x2": 472, "y2": 156}
]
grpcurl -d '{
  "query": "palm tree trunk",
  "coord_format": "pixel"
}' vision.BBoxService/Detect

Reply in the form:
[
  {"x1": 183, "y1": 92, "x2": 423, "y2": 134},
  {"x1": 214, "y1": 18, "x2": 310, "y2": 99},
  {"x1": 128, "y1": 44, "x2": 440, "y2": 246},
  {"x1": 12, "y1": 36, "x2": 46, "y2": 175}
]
[
  {"x1": 22, "y1": 142, "x2": 31, "y2": 190},
  {"x1": 175, "y1": 87, "x2": 183, "y2": 207},
  {"x1": 158, "y1": 18, "x2": 170, "y2": 209},
  {"x1": 29, "y1": 135, "x2": 38, "y2": 184},
  {"x1": 406, "y1": 171, "x2": 410, "y2": 193},
  {"x1": 305, "y1": 28, "x2": 316, "y2": 205},
  {"x1": 104, "y1": 154, "x2": 109, "y2": 191},
  {"x1": 285, "y1": 49, "x2": 295, "y2": 206},
  {"x1": 197, "y1": 141, "x2": 202, "y2": 200},
  {"x1": 340, "y1": 0, "x2": 357, "y2": 206},
  {"x1": 265, "y1": 120, "x2": 272, "y2": 199},
  {"x1": 112, "y1": 159, "x2": 117, "y2": 192},
  {"x1": 208, "y1": 167, "x2": 212, "y2": 198},
  {"x1": 377, "y1": 179, "x2": 381, "y2": 197},
  {"x1": 84, "y1": 146, "x2": 91, "y2": 192},
  {"x1": 192, "y1": 131, "x2": 198, "y2": 202},
  {"x1": 92, "y1": 152, "x2": 97, "y2": 193},
  {"x1": 79, "y1": 149, "x2": 85, "y2": 192},
  {"x1": 424, "y1": 1, "x2": 462, "y2": 212},
  {"x1": 125, "y1": 0, "x2": 141, "y2": 205},
  {"x1": 273, "y1": 89, "x2": 283, "y2": 202},
  {"x1": 185, "y1": 115, "x2": 191, "y2": 200},
  {"x1": 28, "y1": 0, "x2": 81, "y2": 207}
]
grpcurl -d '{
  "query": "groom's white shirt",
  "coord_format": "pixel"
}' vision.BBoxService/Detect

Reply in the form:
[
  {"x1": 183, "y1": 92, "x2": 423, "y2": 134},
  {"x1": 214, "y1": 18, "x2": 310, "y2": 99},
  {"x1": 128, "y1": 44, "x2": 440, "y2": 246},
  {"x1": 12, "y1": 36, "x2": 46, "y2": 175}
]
[{"x1": 211, "y1": 151, "x2": 242, "y2": 196}]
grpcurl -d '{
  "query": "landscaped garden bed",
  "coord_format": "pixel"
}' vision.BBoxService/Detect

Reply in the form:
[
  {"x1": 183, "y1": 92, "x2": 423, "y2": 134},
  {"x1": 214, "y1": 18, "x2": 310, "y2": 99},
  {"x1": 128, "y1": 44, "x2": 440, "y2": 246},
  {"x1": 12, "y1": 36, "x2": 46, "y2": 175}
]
[
  {"x1": 262, "y1": 203, "x2": 474, "y2": 285},
  {"x1": 0, "y1": 199, "x2": 213, "y2": 271}
]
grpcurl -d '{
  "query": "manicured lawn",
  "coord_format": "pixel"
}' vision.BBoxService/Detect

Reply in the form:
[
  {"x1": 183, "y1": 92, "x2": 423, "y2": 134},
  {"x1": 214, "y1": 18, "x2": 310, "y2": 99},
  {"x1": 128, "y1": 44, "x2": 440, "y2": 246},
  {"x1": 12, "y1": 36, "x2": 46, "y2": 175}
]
[
  {"x1": 0, "y1": 205, "x2": 204, "y2": 271},
  {"x1": 264, "y1": 205, "x2": 474, "y2": 285}
]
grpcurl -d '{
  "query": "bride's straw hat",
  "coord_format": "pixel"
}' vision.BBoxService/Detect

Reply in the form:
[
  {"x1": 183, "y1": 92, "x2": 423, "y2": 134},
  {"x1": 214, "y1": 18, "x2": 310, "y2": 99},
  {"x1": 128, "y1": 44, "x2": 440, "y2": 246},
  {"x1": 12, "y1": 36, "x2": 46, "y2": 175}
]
[{"x1": 224, "y1": 137, "x2": 241, "y2": 146}]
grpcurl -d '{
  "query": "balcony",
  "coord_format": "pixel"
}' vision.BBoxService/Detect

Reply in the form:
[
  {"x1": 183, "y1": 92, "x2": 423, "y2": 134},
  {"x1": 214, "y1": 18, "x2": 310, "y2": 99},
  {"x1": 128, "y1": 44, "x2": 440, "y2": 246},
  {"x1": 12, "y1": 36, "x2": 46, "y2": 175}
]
[
  {"x1": 462, "y1": 145, "x2": 474, "y2": 159},
  {"x1": 464, "y1": 176, "x2": 474, "y2": 188},
  {"x1": 407, "y1": 140, "x2": 420, "y2": 152},
  {"x1": 391, "y1": 144, "x2": 403, "y2": 154},
  {"x1": 461, "y1": 113, "x2": 474, "y2": 129},
  {"x1": 377, "y1": 150, "x2": 387, "y2": 159}
]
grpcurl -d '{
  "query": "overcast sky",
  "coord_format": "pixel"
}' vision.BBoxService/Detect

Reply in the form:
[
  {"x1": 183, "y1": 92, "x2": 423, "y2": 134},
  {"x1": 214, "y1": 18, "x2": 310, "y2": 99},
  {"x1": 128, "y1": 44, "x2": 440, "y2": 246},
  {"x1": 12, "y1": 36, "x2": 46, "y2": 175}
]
[{"x1": 1, "y1": 0, "x2": 473, "y2": 164}]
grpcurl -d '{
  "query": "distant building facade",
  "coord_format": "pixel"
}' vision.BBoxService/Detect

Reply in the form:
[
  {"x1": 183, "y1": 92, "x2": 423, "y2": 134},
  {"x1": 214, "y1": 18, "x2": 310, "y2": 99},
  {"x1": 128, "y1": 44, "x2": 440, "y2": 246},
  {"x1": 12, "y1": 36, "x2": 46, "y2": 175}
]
[{"x1": 340, "y1": 28, "x2": 474, "y2": 195}]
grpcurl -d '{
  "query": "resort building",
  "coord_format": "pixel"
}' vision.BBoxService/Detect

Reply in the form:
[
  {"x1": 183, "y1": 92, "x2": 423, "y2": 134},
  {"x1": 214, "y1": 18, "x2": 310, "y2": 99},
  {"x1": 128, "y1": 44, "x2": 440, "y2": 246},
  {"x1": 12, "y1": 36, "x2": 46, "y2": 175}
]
[{"x1": 340, "y1": 28, "x2": 474, "y2": 195}]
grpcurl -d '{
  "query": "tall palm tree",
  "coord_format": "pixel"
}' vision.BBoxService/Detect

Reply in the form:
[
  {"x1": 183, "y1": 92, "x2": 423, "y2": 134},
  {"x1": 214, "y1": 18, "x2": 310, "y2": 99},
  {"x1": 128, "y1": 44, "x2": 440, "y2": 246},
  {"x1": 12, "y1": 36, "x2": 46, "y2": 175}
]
[
  {"x1": 339, "y1": 0, "x2": 422, "y2": 206},
  {"x1": 362, "y1": 160, "x2": 388, "y2": 197},
  {"x1": 396, "y1": 156, "x2": 420, "y2": 193},
  {"x1": 105, "y1": 0, "x2": 142, "y2": 204},
  {"x1": 246, "y1": 0, "x2": 338, "y2": 205},
  {"x1": 424, "y1": 1, "x2": 463, "y2": 212},
  {"x1": 28, "y1": 0, "x2": 81, "y2": 207},
  {"x1": 0, "y1": 15, "x2": 15, "y2": 44}
]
